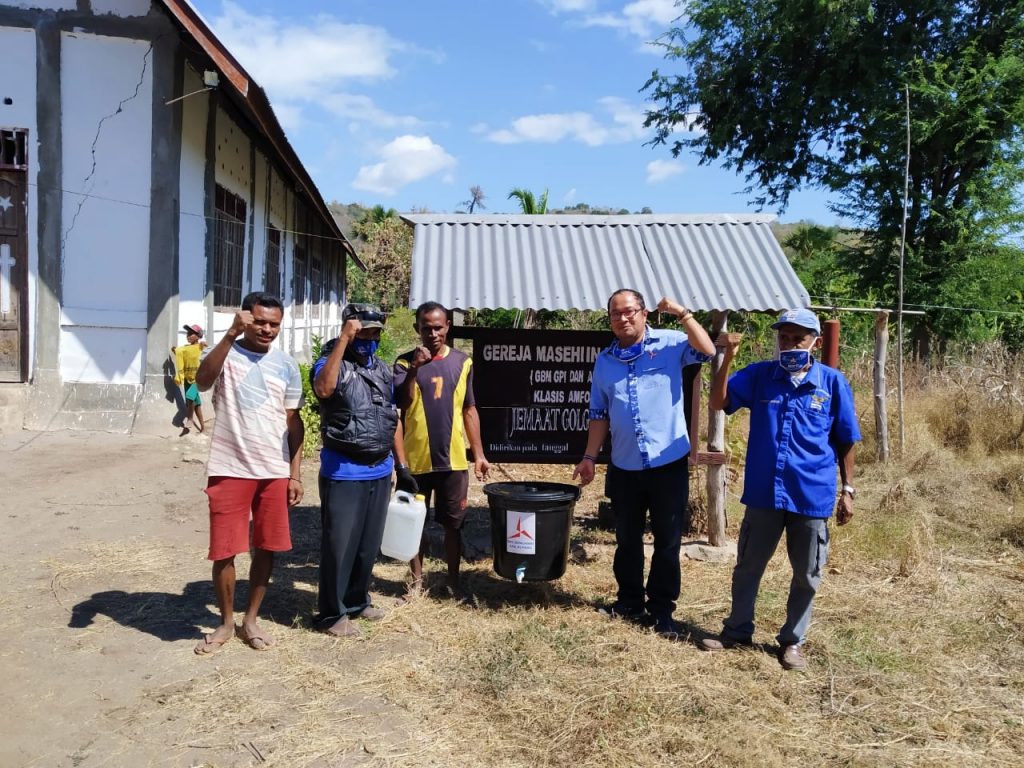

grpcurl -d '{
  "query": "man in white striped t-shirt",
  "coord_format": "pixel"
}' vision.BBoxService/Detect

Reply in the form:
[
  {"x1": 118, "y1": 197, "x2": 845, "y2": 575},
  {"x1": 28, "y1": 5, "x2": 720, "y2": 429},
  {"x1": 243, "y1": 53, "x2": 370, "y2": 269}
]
[{"x1": 192, "y1": 292, "x2": 305, "y2": 655}]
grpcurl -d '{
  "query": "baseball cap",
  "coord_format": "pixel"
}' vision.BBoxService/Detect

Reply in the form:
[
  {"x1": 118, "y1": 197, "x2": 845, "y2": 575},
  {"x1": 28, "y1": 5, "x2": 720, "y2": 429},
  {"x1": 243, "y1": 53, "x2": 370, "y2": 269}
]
[
  {"x1": 771, "y1": 308, "x2": 821, "y2": 335},
  {"x1": 183, "y1": 323, "x2": 204, "y2": 337},
  {"x1": 342, "y1": 303, "x2": 386, "y2": 329}
]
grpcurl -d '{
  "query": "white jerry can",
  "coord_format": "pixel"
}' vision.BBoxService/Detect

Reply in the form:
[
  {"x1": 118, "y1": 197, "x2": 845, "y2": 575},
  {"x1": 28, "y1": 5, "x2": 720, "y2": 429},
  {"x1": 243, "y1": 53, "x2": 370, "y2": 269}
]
[{"x1": 380, "y1": 491, "x2": 427, "y2": 561}]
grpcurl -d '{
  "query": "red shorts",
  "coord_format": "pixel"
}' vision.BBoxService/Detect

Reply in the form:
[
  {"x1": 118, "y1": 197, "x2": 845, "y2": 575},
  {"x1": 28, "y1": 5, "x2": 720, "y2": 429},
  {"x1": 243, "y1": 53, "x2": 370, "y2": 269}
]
[{"x1": 205, "y1": 476, "x2": 292, "y2": 561}]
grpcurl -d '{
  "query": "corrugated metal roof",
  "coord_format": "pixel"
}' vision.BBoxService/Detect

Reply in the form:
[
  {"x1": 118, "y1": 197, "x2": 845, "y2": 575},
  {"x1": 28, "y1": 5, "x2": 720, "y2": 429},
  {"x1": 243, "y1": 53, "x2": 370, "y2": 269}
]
[{"x1": 402, "y1": 214, "x2": 808, "y2": 312}]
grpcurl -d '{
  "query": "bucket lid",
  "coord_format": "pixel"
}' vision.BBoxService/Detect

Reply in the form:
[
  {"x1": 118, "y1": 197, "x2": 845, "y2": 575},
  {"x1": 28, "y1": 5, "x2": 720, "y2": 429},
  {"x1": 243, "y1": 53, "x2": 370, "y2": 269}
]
[{"x1": 482, "y1": 481, "x2": 581, "y2": 504}]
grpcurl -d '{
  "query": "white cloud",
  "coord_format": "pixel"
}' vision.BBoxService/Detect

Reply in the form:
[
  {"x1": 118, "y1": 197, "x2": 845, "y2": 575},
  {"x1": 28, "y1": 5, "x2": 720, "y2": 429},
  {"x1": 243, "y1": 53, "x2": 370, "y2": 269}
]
[
  {"x1": 320, "y1": 93, "x2": 423, "y2": 130},
  {"x1": 211, "y1": 1, "x2": 402, "y2": 97},
  {"x1": 620, "y1": 0, "x2": 682, "y2": 34},
  {"x1": 207, "y1": 1, "x2": 436, "y2": 134},
  {"x1": 540, "y1": 0, "x2": 598, "y2": 12},
  {"x1": 563, "y1": 187, "x2": 578, "y2": 205},
  {"x1": 352, "y1": 135, "x2": 457, "y2": 195},
  {"x1": 646, "y1": 158, "x2": 685, "y2": 183},
  {"x1": 268, "y1": 101, "x2": 304, "y2": 133},
  {"x1": 486, "y1": 97, "x2": 647, "y2": 146},
  {"x1": 579, "y1": 0, "x2": 682, "y2": 39}
]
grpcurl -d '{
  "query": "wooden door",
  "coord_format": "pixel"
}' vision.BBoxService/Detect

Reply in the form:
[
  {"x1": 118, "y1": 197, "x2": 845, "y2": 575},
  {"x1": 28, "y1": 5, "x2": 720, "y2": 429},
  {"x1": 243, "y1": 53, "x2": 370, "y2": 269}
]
[{"x1": 0, "y1": 169, "x2": 27, "y2": 382}]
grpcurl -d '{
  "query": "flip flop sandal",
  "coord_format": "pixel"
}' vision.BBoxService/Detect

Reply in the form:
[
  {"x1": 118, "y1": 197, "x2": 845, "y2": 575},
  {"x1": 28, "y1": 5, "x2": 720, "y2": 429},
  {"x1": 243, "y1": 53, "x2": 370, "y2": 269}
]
[{"x1": 194, "y1": 634, "x2": 230, "y2": 655}]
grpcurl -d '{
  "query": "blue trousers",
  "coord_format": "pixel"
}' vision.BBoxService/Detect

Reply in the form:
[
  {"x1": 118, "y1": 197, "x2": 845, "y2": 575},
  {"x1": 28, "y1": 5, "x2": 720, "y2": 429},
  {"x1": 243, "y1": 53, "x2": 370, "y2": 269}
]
[
  {"x1": 316, "y1": 474, "x2": 391, "y2": 625},
  {"x1": 722, "y1": 507, "x2": 830, "y2": 647},
  {"x1": 608, "y1": 457, "x2": 688, "y2": 618}
]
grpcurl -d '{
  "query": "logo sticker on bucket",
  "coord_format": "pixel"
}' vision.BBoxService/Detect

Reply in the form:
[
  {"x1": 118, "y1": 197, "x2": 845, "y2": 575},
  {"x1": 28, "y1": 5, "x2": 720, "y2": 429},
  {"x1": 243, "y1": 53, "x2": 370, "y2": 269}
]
[{"x1": 506, "y1": 511, "x2": 536, "y2": 555}]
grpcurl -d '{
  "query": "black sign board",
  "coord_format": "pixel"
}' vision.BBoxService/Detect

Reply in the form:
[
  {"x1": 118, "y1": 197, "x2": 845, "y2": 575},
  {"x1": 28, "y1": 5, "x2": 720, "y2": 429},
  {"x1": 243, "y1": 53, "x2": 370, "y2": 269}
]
[{"x1": 466, "y1": 327, "x2": 613, "y2": 464}]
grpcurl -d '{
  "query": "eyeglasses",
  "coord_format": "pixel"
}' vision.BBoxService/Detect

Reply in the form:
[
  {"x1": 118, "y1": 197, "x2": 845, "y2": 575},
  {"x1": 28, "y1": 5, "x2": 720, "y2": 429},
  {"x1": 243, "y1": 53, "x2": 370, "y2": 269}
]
[{"x1": 610, "y1": 307, "x2": 643, "y2": 320}]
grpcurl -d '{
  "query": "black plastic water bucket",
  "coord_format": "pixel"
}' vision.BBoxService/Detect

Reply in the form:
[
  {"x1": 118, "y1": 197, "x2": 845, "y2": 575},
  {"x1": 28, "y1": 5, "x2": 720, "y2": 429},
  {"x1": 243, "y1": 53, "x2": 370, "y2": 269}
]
[{"x1": 483, "y1": 482, "x2": 581, "y2": 582}]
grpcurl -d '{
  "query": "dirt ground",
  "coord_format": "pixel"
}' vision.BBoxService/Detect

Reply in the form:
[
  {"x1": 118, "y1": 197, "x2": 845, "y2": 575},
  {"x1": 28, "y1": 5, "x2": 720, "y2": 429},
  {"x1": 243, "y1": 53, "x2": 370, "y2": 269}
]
[
  {"x1": 0, "y1": 429, "x2": 415, "y2": 767},
  {"x1": 0, "y1": 429, "x2": 604, "y2": 768},
  {"x1": 4, "y1": 427, "x2": 1022, "y2": 768}
]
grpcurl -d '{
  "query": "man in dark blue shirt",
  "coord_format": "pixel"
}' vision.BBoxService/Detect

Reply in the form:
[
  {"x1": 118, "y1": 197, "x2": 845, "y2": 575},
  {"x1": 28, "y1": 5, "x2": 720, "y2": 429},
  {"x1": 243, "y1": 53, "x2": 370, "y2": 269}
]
[{"x1": 701, "y1": 308, "x2": 860, "y2": 670}]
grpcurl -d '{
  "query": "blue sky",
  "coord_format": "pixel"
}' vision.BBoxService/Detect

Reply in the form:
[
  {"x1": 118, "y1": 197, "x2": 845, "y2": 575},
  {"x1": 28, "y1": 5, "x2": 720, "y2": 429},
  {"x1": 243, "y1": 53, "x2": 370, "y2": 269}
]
[{"x1": 190, "y1": 0, "x2": 840, "y2": 223}]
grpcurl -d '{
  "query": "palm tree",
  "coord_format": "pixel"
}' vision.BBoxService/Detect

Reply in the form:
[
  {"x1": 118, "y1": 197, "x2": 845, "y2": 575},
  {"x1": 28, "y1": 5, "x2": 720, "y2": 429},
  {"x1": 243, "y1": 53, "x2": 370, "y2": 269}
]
[
  {"x1": 507, "y1": 187, "x2": 549, "y2": 214},
  {"x1": 506, "y1": 187, "x2": 550, "y2": 328},
  {"x1": 353, "y1": 204, "x2": 398, "y2": 240}
]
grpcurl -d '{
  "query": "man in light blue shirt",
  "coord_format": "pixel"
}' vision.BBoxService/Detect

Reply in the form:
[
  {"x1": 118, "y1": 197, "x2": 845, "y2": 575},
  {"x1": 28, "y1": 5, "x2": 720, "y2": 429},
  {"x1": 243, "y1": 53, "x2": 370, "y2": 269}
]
[
  {"x1": 574, "y1": 289, "x2": 715, "y2": 638},
  {"x1": 701, "y1": 308, "x2": 860, "y2": 670}
]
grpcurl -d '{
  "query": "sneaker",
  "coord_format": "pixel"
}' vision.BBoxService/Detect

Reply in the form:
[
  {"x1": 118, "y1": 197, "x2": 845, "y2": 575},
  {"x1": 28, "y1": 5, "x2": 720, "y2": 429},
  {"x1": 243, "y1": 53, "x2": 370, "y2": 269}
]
[
  {"x1": 779, "y1": 644, "x2": 807, "y2": 670},
  {"x1": 652, "y1": 615, "x2": 680, "y2": 640},
  {"x1": 357, "y1": 605, "x2": 386, "y2": 621},
  {"x1": 699, "y1": 635, "x2": 753, "y2": 652}
]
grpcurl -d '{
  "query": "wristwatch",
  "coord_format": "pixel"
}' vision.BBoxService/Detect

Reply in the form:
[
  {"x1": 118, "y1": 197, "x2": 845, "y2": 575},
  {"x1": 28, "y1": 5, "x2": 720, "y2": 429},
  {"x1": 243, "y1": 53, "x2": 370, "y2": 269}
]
[{"x1": 841, "y1": 484, "x2": 856, "y2": 499}]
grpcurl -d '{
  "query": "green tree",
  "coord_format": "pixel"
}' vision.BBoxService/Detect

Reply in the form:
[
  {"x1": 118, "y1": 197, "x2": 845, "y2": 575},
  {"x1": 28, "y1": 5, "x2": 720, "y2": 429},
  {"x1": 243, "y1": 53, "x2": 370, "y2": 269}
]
[
  {"x1": 348, "y1": 212, "x2": 412, "y2": 312},
  {"x1": 354, "y1": 204, "x2": 398, "y2": 232},
  {"x1": 644, "y1": 0, "x2": 1024, "y2": 355},
  {"x1": 507, "y1": 187, "x2": 549, "y2": 214}
]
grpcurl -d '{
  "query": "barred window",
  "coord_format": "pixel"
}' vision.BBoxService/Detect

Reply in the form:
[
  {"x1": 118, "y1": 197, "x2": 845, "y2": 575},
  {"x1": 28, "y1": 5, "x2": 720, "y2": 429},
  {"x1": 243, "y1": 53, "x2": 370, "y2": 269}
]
[
  {"x1": 213, "y1": 185, "x2": 246, "y2": 307},
  {"x1": 0, "y1": 129, "x2": 28, "y2": 170},
  {"x1": 310, "y1": 253, "x2": 322, "y2": 320},
  {"x1": 293, "y1": 244, "x2": 306, "y2": 318},
  {"x1": 265, "y1": 226, "x2": 282, "y2": 298}
]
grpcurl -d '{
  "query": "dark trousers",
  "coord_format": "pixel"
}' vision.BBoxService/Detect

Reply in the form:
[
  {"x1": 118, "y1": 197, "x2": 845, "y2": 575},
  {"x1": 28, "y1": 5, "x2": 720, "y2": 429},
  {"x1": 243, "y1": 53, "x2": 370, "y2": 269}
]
[
  {"x1": 316, "y1": 474, "x2": 391, "y2": 624},
  {"x1": 608, "y1": 457, "x2": 688, "y2": 618}
]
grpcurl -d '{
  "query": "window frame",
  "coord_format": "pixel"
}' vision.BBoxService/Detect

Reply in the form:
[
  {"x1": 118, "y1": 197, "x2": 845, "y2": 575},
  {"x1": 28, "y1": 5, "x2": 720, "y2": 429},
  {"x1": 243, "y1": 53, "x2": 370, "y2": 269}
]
[{"x1": 212, "y1": 184, "x2": 247, "y2": 309}]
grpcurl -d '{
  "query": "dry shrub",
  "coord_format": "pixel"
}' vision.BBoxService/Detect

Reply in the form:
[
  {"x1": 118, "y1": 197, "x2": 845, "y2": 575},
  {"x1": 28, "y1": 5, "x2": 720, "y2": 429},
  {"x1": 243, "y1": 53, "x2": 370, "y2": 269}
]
[
  {"x1": 989, "y1": 461, "x2": 1024, "y2": 500},
  {"x1": 912, "y1": 347, "x2": 1024, "y2": 455}
]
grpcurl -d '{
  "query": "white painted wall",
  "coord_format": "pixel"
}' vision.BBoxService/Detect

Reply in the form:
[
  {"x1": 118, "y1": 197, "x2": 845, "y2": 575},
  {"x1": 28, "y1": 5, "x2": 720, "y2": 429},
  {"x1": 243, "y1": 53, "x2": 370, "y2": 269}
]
[
  {"x1": 268, "y1": 165, "x2": 287, "y2": 227},
  {"x1": 0, "y1": 26, "x2": 38, "y2": 381},
  {"x1": 91, "y1": 0, "x2": 152, "y2": 17},
  {"x1": 176, "y1": 63, "x2": 208, "y2": 346},
  {"x1": 2, "y1": 1, "x2": 75, "y2": 10},
  {"x1": 247, "y1": 150, "x2": 268, "y2": 297},
  {"x1": 60, "y1": 32, "x2": 152, "y2": 384},
  {"x1": 214, "y1": 106, "x2": 250, "y2": 202}
]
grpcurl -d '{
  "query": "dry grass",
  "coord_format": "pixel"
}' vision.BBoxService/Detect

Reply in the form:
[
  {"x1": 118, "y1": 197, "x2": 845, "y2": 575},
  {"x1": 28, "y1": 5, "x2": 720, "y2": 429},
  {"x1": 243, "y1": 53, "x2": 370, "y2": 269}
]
[{"x1": 40, "y1": 365, "x2": 1024, "y2": 767}]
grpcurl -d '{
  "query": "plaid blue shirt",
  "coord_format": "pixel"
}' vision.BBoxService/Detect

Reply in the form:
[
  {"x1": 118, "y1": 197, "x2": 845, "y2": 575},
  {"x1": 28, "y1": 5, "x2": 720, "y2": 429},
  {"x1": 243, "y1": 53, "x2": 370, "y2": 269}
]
[
  {"x1": 589, "y1": 328, "x2": 711, "y2": 471},
  {"x1": 726, "y1": 359, "x2": 861, "y2": 517}
]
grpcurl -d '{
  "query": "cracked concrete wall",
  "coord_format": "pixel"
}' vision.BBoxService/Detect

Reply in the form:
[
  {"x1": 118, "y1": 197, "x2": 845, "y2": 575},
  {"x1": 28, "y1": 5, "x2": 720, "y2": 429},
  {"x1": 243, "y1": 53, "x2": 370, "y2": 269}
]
[
  {"x1": 175, "y1": 61, "x2": 207, "y2": 341},
  {"x1": 59, "y1": 31, "x2": 152, "y2": 386},
  {"x1": 1, "y1": 2, "x2": 342, "y2": 434},
  {"x1": 19, "y1": 12, "x2": 168, "y2": 433}
]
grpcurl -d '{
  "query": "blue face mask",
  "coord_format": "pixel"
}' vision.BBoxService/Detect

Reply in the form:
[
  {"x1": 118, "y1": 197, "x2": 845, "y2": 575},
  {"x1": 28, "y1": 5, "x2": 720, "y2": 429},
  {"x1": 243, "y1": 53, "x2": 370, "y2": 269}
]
[
  {"x1": 351, "y1": 338, "x2": 379, "y2": 359},
  {"x1": 779, "y1": 348, "x2": 812, "y2": 373}
]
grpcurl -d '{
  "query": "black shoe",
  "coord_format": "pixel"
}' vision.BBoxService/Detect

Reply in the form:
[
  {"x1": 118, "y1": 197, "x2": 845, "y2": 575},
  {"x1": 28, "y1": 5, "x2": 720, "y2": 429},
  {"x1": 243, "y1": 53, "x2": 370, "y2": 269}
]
[
  {"x1": 597, "y1": 602, "x2": 647, "y2": 622},
  {"x1": 653, "y1": 615, "x2": 680, "y2": 640}
]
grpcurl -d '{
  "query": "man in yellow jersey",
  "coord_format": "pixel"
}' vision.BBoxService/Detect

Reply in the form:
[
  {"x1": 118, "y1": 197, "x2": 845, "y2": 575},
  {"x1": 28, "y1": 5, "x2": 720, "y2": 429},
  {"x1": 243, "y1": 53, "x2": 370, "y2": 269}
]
[{"x1": 394, "y1": 302, "x2": 490, "y2": 599}]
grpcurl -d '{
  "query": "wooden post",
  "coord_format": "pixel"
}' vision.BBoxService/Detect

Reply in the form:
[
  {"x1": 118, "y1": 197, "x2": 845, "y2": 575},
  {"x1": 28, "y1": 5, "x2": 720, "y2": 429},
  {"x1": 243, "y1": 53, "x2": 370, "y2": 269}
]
[
  {"x1": 874, "y1": 311, "x2": 890, "y2": 462},
  {"x1": 706, "y1": 310, "x2": 729, "y2": 547},
  {"x1": 822, "y1": 318, "x2": 841, "y2": 369}
]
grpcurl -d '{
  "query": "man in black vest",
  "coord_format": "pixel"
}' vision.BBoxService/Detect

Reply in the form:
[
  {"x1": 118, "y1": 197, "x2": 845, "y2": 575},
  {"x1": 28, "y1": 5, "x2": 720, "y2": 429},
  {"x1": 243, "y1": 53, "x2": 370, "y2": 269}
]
[{"x1": 311, "y1": 303, "x2": 418, "y2": 638}]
